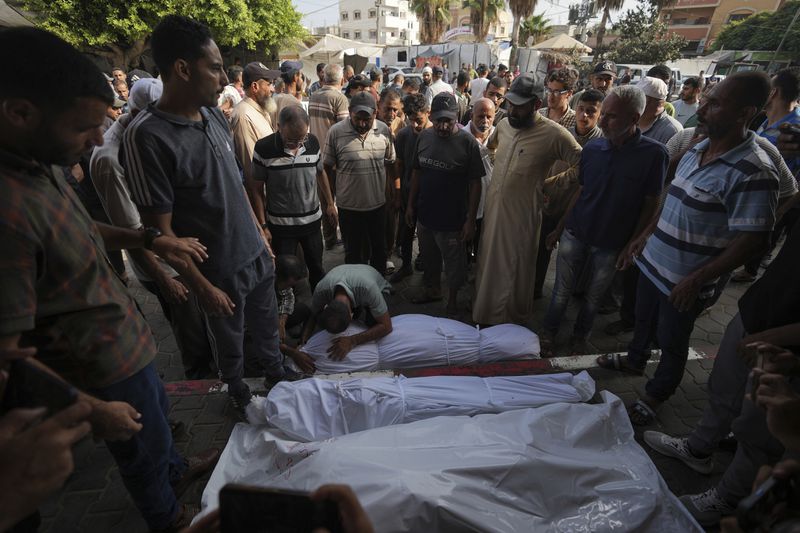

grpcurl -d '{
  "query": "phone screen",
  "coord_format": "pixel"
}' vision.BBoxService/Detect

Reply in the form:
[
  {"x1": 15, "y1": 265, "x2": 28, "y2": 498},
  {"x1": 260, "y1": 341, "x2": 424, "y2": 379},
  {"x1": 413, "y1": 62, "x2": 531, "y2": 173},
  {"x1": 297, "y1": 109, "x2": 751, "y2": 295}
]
[
  {"x1": 1, "y1": 359, "x2": 78, "y2": 416},
  {"x1": 219, "y1": 484, "x2": 342, "y2": 533}
]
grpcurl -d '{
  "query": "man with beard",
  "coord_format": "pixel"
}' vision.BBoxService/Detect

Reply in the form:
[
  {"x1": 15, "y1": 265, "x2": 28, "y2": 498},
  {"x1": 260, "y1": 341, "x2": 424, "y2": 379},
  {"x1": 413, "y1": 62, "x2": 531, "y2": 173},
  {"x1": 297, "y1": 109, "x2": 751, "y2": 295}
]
[
  {"x1": 322, "y1": 92, "x2": 396, "y2": 274},
  {"x1": 464, "y1": 97, "x2": 496, "y2": 262},
  {"x1": 232, "y1": 62, "x2": 280, "y2": 201},
  {"x1": 596, "y1": 72, "x2": 778, "y2": 429},
  {"x1": 406, "y1": 93, "x2": 483, "y2": 316},
  {"x1": 541, "y1": 85, "x2": 666, "y2": 356},
  {"x1": 637, "y1": 76, "x2": 683, "y2": 144},
  {"x1": 569, "y1": 60, "x2": 616, "y2": 109},
  {"x1": 391, "y1": 93, "x2": 431, "y2": 282},
  {"x1": 420, "y1": 66, "x2": 433, "y2": 104},
  {"x1": 473, "y1": 74, "x2": 582, "y2": 326}
]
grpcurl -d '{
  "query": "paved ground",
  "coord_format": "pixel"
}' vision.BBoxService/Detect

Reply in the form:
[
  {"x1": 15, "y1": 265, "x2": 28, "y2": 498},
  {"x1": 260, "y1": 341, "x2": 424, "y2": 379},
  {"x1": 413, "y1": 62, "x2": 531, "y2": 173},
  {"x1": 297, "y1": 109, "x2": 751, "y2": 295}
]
[{"x1": 39, "y1": 242, "x2": 754, "y2": 532}]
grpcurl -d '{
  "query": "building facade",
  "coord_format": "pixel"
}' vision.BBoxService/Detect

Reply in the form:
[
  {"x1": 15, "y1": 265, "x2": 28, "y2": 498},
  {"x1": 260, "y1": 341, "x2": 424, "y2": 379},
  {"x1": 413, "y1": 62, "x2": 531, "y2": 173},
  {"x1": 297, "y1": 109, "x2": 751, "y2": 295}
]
[
  {"x1": 339, "y1": 0, "x2": 418, "y2": 45},
  {"x1": 444, "y1": 2, "x2": 514, "y2": 42},
  {"x1": 660, "y1": 0, "x2": 785, "y2": 56}
]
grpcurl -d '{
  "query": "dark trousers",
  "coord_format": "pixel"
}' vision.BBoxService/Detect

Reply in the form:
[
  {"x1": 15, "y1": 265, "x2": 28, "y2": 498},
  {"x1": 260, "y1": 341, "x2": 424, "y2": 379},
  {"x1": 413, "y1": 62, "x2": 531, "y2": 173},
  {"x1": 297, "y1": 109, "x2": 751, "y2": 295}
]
[
  {"x1": 535, "y1": 215, "x2": 559, "y2": 295},
  {"x1": 269, "y1": 220, "x2": 325, "y2": 290},
  {"x1": 619, "y1": 265, "x2": 640, "y2": 325},
  {"x1": 207, "y1": 252, "x2": 284, "y2": 383},
  {"x1": 89, "y1": 364, "x2": 186, "y2": 530},
  {"x1": 395, "y1": 204, "x2": 416, "y2": 268},
  {"x1": 140, "y1": 279, "x2": 215, "y2": 380},
  {"x1": 338, "y1": 205, "x2": 387, "y2": 275},
  {"x1": 627, "y1": 274, "x2": 705, "y2": 402},
  {"x1": 321, "y1": 171, "x2": 338, "y2": 246}
]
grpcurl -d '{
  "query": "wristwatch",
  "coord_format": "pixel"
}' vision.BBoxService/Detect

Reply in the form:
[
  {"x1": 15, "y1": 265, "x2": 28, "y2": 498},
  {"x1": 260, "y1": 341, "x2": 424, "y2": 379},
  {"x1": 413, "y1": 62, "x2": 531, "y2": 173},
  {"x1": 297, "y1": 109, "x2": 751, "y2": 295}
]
[
  {"x1": 143, "y1": 227, "x2": 163, "y2": 250},
  {"x1": 260, "y1": 223, "x2": 269, "y2": 230}
]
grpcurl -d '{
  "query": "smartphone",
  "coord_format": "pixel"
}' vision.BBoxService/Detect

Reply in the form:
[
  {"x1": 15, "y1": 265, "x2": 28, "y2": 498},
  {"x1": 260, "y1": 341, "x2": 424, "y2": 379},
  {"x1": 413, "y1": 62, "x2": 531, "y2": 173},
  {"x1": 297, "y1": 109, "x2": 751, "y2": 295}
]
[
  {"x1": 737, "y1": 475, "x2": 796, "y2": 531},
  {"x1": 219, "y1": 484, "x2": 343, "y2": 533},
  {"x1": 1, "y1": 358, "x2": 78, "y2": 416}
]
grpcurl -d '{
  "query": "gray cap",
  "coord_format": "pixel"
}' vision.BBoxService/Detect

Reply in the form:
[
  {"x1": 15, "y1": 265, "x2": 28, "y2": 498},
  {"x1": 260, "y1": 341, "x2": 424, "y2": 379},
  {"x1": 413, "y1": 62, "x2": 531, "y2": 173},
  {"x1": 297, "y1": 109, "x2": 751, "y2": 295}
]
[
  {"x1": 128, "y1": 78, "x2": 163, "y2": 112},
  {"x1": 349, "y1": 91, "x2": 376, "y2": 114},
  {"x1": 505, "y1": 73, "x2": 544, "y2": 105}
]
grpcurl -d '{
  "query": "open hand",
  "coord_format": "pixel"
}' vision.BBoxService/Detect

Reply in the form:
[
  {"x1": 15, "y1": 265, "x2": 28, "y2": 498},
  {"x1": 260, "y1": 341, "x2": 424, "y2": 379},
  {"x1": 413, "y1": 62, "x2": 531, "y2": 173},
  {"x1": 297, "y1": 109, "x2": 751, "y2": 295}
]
[
  {"x1": 327, "y1": 336, "x2": 355, "y2": 361},
  {"x1": 199, "y1": 286, "x2": 236, "y2": 317},
  {"x1": 89, "y1": 400, "x2": 142, "y2": 441},
  {"x1": 153, "y1": 236, "x2": 208, "y2": 270}
]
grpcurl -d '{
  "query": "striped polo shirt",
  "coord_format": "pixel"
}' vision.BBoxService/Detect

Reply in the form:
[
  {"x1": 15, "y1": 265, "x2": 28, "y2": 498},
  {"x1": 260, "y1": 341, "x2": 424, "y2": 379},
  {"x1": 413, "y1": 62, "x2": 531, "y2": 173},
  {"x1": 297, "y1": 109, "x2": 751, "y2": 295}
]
[
  {"x1": 252, "y1": 132, "x2": 322, "y2": 227},
  {"x1": 637, "y1": 131, "x2": 779, "y2": 298},
  {"x1": 322, "y1": 118, "x2": 396, "y2": 211}
]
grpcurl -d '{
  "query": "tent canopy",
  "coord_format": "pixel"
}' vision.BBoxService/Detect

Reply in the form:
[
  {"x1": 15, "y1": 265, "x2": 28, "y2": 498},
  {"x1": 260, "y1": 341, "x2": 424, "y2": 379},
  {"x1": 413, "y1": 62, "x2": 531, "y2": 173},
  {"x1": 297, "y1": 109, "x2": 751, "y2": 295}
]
[
  {"x1": 300, "y1": 34, "x2": 383, "y2": 61},
  {"x1": 532, "y1": 33, "x2": 592, "y2": 53},
  {"x1": 0, "y1": 0, "x2": 32, "y2": 26},
  {"x1": 415, "y1": 47, "x2": 456, "y2": 58}
]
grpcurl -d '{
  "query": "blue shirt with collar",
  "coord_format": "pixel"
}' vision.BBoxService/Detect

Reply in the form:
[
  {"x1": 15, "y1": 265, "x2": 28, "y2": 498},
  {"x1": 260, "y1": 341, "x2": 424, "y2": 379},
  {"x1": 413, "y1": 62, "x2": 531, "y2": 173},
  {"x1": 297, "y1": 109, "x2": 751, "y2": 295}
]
[{"x1": 566, "y1": 129, "x2": 667, "y2": 250}]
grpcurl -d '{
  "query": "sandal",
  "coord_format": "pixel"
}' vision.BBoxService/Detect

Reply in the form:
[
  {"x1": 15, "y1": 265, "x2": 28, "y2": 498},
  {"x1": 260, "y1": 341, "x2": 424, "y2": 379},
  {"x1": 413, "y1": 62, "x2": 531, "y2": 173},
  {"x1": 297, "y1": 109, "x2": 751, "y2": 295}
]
[
  {"x1": 628, "y1": 399, "x2": 658, "y2": 426},
  {"x1": 596, "y1": 353, "x2": 645, "y2": 376}
]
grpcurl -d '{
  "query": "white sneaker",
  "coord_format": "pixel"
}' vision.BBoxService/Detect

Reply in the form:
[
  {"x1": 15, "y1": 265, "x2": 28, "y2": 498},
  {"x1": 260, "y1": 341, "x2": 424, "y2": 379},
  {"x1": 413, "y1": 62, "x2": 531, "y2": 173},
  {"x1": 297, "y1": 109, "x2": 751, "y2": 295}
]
[
  {"x1": 679, "y1": 488, "x2": 735, "y2": 527},
  {"x1": 643, "y1": 431, "x2": 713, "y2": 474}
]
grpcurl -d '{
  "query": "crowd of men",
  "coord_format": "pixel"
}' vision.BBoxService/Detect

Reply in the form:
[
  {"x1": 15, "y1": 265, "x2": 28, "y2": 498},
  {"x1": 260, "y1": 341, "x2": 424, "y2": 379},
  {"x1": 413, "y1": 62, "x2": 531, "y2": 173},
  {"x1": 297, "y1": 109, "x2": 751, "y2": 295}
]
[{"x1": 1, "y1": 13, "x2": 799, "y2": 532}]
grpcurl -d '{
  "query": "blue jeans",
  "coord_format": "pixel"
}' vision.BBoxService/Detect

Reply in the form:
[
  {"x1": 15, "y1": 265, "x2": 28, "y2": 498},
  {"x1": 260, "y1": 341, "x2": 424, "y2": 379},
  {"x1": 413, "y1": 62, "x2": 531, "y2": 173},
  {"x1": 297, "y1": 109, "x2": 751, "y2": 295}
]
[
  {"x1": 543, "y1": 230, "x2": 619, "y2": 340},
  {"x1": 89, "y1": 364, "x2": 185, "y2": 530},
  {"x1": 627, "y1": 274, "x2": 706, "y2": 402}
]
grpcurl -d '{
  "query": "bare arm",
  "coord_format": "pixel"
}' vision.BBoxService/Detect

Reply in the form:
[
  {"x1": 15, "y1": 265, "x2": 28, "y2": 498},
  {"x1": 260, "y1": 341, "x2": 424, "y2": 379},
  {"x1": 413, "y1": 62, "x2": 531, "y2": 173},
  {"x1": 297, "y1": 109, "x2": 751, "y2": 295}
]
[
  {"x1": 328, "y1": 313, "x2": 393, "y2": 361},
  {"x1": 317, "y1": 167, "x2": 337, "y2": 226},
  {"x1": 546, "y1": 185, "x2": 582, "y2": 250},
  {"x1": 140, "y1": 212, "x2": 235, "y2": 316},
  {"x1": 460, "y1": 179, "x2": 481, "y2": 242},
  {"x1": 404, "y1": 169, "x2": 420, "y2": 227},
  {"x1": 670, "y1": 231, "x2": 770, "y2": 311},
  {"x1": 244, "y1": 175, "x2": 267, "y2": 227}
]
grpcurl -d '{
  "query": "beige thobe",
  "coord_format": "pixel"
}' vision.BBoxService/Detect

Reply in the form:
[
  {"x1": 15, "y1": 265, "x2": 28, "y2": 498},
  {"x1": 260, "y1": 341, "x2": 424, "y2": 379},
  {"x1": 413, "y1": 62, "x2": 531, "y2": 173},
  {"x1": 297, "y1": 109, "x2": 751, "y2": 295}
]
[{"x1": 472, "y1": 114, "x2": 582, "y2": 326}]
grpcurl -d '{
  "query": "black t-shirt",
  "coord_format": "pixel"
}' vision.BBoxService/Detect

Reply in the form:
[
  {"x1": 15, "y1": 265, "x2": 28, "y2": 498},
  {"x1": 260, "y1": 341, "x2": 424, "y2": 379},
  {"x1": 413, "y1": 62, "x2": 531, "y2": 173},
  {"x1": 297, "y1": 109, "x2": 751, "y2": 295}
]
[
  {"x1": 739, "y1": 217, "x2": 800, "y2": 346},
  {"x1": 412, "y1": 127, "x2": 484, "y2": 232},
  {"x1": 395, "y1": 125, "x2": 419, "y2": 196}
]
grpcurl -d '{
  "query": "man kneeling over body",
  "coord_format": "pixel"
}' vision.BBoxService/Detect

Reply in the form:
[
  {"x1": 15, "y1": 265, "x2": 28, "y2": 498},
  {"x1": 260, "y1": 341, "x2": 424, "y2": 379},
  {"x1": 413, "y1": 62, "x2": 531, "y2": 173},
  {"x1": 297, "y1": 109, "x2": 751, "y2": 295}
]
[{"x1": 300, "y1": 264, "x2": 393, "y2": 360}]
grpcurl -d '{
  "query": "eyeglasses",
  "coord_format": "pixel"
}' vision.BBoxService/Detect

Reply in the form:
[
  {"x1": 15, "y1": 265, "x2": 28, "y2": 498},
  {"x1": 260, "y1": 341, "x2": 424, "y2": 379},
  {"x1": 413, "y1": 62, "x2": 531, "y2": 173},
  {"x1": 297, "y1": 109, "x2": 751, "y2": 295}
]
[
  {"x1": 545, "y1": 88, "x2": 570, "y2": 96},
  {"x1": 284, "y1": 134, "x2": 308, "y2": 149}
]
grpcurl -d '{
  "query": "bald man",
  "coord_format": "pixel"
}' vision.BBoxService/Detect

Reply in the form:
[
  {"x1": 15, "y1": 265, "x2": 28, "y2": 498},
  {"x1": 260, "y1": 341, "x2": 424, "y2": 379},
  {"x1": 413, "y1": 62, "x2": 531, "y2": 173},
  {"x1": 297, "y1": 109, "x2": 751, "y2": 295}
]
[{"x1": 465, "y1": 98, "x2": 496, "y2": 260}]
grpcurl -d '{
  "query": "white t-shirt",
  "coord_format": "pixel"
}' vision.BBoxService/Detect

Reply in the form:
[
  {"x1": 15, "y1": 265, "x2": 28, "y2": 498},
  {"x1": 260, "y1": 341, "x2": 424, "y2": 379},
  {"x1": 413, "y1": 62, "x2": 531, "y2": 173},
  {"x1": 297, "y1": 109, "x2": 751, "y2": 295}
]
[
  {"x1": 672, "y1": 99, "x2": 698, "y2": 126},
  {"x1": 469, "y1": 77, "x2": 490, "y2": 105}
]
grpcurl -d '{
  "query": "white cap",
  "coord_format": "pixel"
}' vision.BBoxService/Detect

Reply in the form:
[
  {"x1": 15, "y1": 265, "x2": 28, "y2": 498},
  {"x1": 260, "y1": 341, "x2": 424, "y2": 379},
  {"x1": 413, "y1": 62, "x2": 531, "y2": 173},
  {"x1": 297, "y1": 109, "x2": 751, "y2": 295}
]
[
  {"x1": 129, "y1": 78, "x2": 164, "y2": 112},
  {"x1": 422, "y1": 66, "x2": 432, "y2": 74},
  {"x1": 637, "y1": 76, "x2": 668, "y2": 100}
]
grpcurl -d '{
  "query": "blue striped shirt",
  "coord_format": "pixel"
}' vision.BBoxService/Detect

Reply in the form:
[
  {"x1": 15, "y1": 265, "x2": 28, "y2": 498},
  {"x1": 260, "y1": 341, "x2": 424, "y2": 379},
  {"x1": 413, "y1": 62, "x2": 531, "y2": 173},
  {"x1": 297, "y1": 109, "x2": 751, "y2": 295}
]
[
  {"x1": 757, "y1": 107, "x2": 800, "y2": 175},
  {"x1": 637, "y1": 131, "x2": 779, "y2": 297}
]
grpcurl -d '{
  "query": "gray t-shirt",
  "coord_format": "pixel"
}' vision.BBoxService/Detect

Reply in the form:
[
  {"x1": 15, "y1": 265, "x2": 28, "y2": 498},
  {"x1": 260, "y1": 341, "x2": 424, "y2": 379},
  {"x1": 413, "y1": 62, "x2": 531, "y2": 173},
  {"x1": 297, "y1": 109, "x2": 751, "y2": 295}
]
[
  {"x1": 122, "y1": 104, "x2": 263, "y2": 283},
  {"x1": 311, "y1": 264, "x2": 391, "y2": 316},
  {"x1": 642, "y1": 112, "x2": 683, "y2": 144}
]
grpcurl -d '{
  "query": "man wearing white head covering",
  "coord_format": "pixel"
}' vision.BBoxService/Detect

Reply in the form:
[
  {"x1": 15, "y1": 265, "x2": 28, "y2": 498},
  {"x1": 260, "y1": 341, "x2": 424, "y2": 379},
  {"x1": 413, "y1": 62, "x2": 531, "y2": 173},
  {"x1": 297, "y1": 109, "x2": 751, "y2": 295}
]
[
  {"x1": 637, "y1": 76, "x2": 683, "y2": 144},
  {"x1": 89, "y1": 77, "x2": 215, "y2": 379}
]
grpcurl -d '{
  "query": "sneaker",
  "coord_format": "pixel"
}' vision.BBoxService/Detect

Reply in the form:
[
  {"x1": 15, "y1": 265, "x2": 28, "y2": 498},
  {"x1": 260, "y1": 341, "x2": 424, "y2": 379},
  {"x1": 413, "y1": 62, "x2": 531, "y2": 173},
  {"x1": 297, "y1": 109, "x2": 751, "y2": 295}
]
[
  {"x1": 643, "y1": 431, "x2": 713, "y2": 474},
  {"x1": 227, "y1": 381, "x2": 252, "y2": 420},
  {"x1": 679, "y1": 488, "x2": 735, "y2": 527}
]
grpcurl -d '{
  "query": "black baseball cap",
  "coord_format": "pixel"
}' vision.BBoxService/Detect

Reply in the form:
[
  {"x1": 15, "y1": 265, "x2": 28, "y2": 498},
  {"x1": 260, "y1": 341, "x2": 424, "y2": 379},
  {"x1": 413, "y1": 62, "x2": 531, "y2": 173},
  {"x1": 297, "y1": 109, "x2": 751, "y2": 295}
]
[
  {"x1": 505, "y1": 73, "x2": 544, "y2": 105},
  {"x1": 349, "y1": 74, "x2": 371, "y2": 88},
  {"x1": 243, "y1": 62, "x2": 281, "y2": 86},
  {"x1": 349, "y1": 92, "x2": 376, "y2": 114},
  {"x1": 592, "y1": 60, "x2": 617, "y2": 77},
  {"x1": 432, "y1": 65, "x2": 443, "y2": 75},
  {"x1": 430, "y1": 92, "x2": 458, "y2": 121}
]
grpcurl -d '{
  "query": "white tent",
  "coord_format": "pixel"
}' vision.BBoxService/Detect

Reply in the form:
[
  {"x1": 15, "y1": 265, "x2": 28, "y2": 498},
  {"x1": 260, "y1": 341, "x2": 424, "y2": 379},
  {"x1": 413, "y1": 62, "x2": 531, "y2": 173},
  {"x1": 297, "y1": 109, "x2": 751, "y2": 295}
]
[
  {"x1": 300, "y1": 34, "x2": 384, "y2": 63},
  {"x1": 0, "y1": 1, "x2": 32, "y2": 27},
  {"x1": 532, "y1": 33, "x2": 592, "y2": 53}
]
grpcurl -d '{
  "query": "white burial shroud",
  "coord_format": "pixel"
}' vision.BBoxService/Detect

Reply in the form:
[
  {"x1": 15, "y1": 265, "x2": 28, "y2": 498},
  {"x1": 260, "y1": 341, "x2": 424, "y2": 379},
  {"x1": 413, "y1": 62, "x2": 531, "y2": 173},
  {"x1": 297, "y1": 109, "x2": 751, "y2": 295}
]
[
  {"x1": 303, "y1": 314, "x2": 540, "y2": 374},
  {"x1": 199, "y1": 391, "x2": 702, "y2": 532},
  {"x1": 246, "y1": 372, "x2": 596, "y2": 441}
]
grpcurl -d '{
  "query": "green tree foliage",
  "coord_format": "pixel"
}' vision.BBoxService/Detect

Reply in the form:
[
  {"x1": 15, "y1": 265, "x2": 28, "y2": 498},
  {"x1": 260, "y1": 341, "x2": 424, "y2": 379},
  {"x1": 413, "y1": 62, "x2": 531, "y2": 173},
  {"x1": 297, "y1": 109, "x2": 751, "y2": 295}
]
[
  {"x1": 464, "y1": 0, "x2": 505, "y2": 42},
  {"x1": 20, "y1": 0, "x2": 306, "y2": 69},
  {"x1": 713, "y1": 1, "x2": 800, "y2": 52},
  {"x1": 519, "y1": 13, "x2": 553, "y2": 45},
  {"x1": 508, "y1": 0, "x2": 538, "y2": 68},
  {"x1": 410, "y1": 0, "x2": 451, "y2": 44},
  {"x1": 606, "y1": 1, "x2": 685, "y2": 64}
]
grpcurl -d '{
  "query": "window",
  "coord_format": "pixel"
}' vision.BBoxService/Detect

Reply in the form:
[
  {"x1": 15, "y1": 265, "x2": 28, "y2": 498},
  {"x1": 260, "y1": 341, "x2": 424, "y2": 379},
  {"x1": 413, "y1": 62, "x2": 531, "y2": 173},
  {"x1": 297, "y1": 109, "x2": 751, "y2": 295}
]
[
  {"x1": 400, "y1": 30, "x2": 406, "y2": 38},
  {"x1": 727, "y1": 12, "x2": 752, "y2": 23},
  {"x1": 398, "y1": 51, "x2": 408, "y2": 62},
  {"x1": 354, "y1": 30, "x2": 361, "y2": 39},
  {"x1": 400, "y1": 11, "x2": 406, "y2": 18},
  {"x1": 369, "y1": 29, "x2": 377, "y2": 39},
  {"x1": 354, "y1": 10, "x2": 361, "y2": 20},
  {"x1": 694, "y1": 17, "x2": 709, "y2": 24},
  {"x1": 369, "y1": 8, "x2": 376, "y2": 18},
  {"x1": 341, "y1": 11, "x2": 348, "y2": 20},
  {"x1": 500, "y1": 26, "x2": 505, "y2": 34},
  {"x1": 343, "y1": 31, "x2": 350, "y2": 38},
  {"x1": 390, "y1": 31, "x2": 396, "y2": 37}
]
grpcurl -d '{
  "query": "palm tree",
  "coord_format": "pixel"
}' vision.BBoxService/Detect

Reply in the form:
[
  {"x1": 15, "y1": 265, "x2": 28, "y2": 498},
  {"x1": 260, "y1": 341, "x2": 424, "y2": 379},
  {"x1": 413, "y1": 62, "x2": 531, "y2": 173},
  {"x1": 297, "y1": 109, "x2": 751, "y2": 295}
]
[
  {"x1": 509, "y1": 0, "x2": 537, "y2": 68},
  {"x1": 593, "y1": 0, "x2": 624, "y2": 55},
  {"x1": 464, "y1": 0, "x2": 505, "y2": 42},
  {"x1": 410, "y1": 0, "x2": 451, "y2": 44},
  {"x1": 519, "y1": 13, "x2": 552, "y2": 45}
]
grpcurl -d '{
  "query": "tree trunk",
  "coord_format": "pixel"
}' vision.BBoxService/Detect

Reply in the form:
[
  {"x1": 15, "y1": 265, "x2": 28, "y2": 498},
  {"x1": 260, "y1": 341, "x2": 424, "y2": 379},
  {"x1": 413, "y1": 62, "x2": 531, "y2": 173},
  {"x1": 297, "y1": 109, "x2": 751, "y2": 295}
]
[
  {"x1": 509, "y1": 14, "x2": 521, "y2": 69},
  {"x1": 595, "y1": 6, "x2": 610, "y2": 58}
]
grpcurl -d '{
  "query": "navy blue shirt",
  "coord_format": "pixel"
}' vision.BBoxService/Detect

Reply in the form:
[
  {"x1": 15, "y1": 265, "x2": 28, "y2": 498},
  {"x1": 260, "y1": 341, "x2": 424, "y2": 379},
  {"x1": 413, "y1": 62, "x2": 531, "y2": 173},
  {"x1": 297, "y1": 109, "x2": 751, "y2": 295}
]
[
  {"x1": 566, "y1": 130, "x2": 667, "y2": 250},
  {"x1": 122, "y1": 105, "x2": 263, "y2": 283}
]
